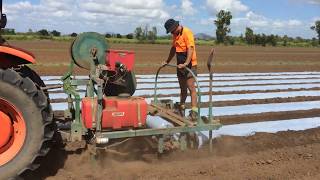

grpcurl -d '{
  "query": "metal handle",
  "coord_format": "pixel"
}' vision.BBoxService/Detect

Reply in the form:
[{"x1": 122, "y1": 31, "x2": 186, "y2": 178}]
[
  {"x1": 153, "y1": 64, "x2": 202, "y2": 123},
  {"x1": 207, "y1": 48, "x2": 215, "y2": 121}
]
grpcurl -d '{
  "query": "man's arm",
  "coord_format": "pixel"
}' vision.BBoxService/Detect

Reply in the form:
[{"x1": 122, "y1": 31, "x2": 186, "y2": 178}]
[
  {"x1": 184, "y1": 46, "x2": 194, "y2": 66},
  {"x1": 177, "y1": 46, "x2": 194, "y2": 68},
  {"x1": 166, "y1": 46, "x2": 176, "y2": 63}
]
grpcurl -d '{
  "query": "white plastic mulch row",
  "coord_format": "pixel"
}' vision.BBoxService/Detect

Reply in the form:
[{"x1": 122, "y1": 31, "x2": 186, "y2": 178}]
[
  {"x1": 51, "y1": 100, "x2": 320, "y2": 116},
  {"x1": 134, "y1": 84, "x2": 320, "y2": 96},
  {"x1": 145, "y1": 90, "x2": 320, "y2": 104},
  {"x1": 45, "y1": 79, "x2": 320, "y2": 92},
  {"x1": 194, "y1": 100, "x2": 320, "y2": 116},
  {"x1": 146, "y1": 116, "x2": 320, "y2": 147},
  {"x1": 44, "y1": 78, "x2": 320, "y2": 87},
  {"x1": 209, "y1": 117, "x2": 320, "y2": 137},
  {"x1": 47, "y1": 72, "x2": 320, "y2": 115},
  {"x1": 137, "y1": 74, "x2": 320, "y2": 83},
  {"x1": 197, "y1": 117, "x2": 320, "y2": 146},
  {"x1": 45, "y1": 72, "x2": 320, "y2": 138},
  {"x1": 41, "y1": 71, "x2": 320, "y2": 81},
  {"x1": 137, "y1": 78, "x2": 320, "y2": 89},
  {"x1": 49, "y1": 90, "x2": 320, "y2": 104},
  {"x1": 136, "y1": 72, "x2": 320, "y2": 78}
]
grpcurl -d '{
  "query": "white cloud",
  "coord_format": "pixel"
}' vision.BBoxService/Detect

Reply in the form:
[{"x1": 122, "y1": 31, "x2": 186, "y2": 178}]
[
  {"x1": 272, "y1": 21, "x2": 285, "y2": 28},
  {"x1": 228, "y1": 11, "x2": 311, "y2": 37},
  {"x1": 5, "y1": 1, "x2": 33, "y2": 14},
  {"x1": 312, "y1": 17, "x2": 320, "y2": 22},
  {"x1": 206, "y1": 0, "x2": 249, "y2": 14},
  {"x1": 181, "y1": 0, "x2": 197, "y2": 16},
  {"x1": 307, "y1": 0, "x2": 320, "y2": 5},
  {"x1": 245, "y1": 11, "x2": 268, "y2": 27},
  {"x1": 4, "y1": 0, "x2": 170, "y2": 34},
  {"x1": 202, "y1": 0, "x2": 315, "y2": 38},
  {"x1": 309, "y1": 17, "x2": 320, "y2": 28},
  {"x1": 80, "y1": 0, "x2": 169, "y2": 19},
  {"x1": 199, "y1": 17, "x2": 216, "y2": 25},
  {"x1": 6, "y1": 0, "x2": 74, "y2": 19},
  {"x1": 288, "y1": 0, "x2": 320, "y2": 5},
  {"x1": 232, "y1": 11, "x2": 303, "y2": 29},
  {"x1": 288, "y1": 20, "x2": 302, "y2": 26},
  {"x1": 3, "y1": 0, "x2": 316, "y2": 38}
]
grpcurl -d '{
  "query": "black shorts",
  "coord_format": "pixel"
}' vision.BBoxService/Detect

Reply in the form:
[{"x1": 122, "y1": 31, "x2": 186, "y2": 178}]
[{"x1": 176, "y1": 52, "x2": 197, "y2": 79}]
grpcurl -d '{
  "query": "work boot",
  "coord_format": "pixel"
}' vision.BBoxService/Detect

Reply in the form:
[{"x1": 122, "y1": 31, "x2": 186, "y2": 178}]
[
  {"x1": 188, "y1": 109, "x2": 199, "y2": 123},
  {"x1": 179, "y1": 104, "x2": 186, "y2": 117},
  {"x1": 174, "y1": 103, "x2": 185, "y2": 117}
]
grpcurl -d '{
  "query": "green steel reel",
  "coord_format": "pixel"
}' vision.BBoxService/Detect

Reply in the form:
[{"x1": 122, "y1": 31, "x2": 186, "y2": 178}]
[{"x1": 71, "y1": 32, "x2": 108, "y2": 70}]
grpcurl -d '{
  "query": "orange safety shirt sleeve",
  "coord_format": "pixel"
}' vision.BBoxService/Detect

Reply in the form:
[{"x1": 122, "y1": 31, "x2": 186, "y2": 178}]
[
  {"x1": 183, "y1": 29, "x2": 195, "y2": 49},
  {"x1": 183, "y1": 28, "x2": 197, "y2": 66}
]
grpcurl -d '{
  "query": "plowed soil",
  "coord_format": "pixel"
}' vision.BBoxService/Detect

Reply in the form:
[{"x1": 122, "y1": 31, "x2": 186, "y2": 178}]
[
  {"x1": 24, "y1": 128, "x2": 320, "y2": 180},
  {"x1": 8, "y1": 40, "x2": 320, "y2": 75},
  {"x1": 8, "y1": 40, "x2": 320, "y2": 179}
]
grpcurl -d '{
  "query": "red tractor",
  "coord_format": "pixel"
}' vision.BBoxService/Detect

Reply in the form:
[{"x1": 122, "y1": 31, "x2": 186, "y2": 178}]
[
  {"x1": 0, "y1": 1, "x2": 220, "y2": 179},
  {"x1": 0, "y1": 1, "x2": 54, "y2": 179}
]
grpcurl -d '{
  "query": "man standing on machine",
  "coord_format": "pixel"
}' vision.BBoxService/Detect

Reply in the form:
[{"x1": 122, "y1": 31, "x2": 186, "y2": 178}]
[{"x1": 162, "y1": 18, "x2": 198, "y2": 121}]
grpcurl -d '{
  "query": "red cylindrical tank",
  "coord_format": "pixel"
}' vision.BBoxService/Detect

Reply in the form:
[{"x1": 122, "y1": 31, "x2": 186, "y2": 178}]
[{"x1": 81, "y1": 96, "x2": 147, "y2": 130}]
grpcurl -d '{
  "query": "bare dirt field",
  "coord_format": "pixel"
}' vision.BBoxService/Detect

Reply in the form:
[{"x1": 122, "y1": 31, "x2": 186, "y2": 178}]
[
  {"x1": 8, "y1": 40, "x2": 320, "y2": 75},
  {"x1": 8, "y1": 40, "x2": 320, "y2": 179},
  {"x1": 24, "y1": 127, "x2": 320, "y2": 180}
]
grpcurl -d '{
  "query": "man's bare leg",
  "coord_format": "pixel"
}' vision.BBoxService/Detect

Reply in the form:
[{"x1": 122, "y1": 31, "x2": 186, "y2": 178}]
[
  {"x1": 187, "y1": 77, "x2": 197, "y2": 108},
  {"x1": 187, "y1": 77, "x2": 198, "y2": 120},
  {"x1": 178, "y1": 76, "x2": 187, "y2": 116}
]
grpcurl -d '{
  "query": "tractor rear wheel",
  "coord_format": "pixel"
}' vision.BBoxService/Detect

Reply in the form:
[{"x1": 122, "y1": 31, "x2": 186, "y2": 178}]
[{"x1": 0, "y1": 68, "x2": 54, "y2": 179}]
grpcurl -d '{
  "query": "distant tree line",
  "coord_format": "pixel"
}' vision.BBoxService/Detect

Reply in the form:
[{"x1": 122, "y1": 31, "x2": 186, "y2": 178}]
[
  {"x1": 213, "y1": 10, "x2": 319, "y2": 47},
  {"x1": 1, "y1": 16, "x2": 319, "y2": 47},
  {"x1": 0, "y1": 28, "x2": 79, "y2": 38},
  {"x1": 134, "y1": 25, "x2": 157, "y2": 43},
  {"x1": 244, "y1": 27, "x2": 277, "y2": 46},
  {"x1": 311, "y1": 20, "x2": 320, "y2": 44},
  {"x1": 105, "y1": 33, "x2": 134, "y2": 39},
  {"x1": 104, "y1": 25, "x2": 158, "y2": 44},
  {"x1": 0, "y1": 28, "x2": 15, "y2": 35}
]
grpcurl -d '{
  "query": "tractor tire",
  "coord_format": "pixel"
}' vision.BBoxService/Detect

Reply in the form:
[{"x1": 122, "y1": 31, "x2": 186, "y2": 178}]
[
  {"x1": 0, "y1": 68, "x2": 54, "y2": 179},
  {"x1": 16, "y1": 65, "x2": 49, "y2": 98}
]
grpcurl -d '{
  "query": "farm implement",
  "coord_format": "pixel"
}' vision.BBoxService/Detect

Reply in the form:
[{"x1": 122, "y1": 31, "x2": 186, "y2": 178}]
[{"x1": 0, "y1": 3, "x2": 220, "y2": 179}]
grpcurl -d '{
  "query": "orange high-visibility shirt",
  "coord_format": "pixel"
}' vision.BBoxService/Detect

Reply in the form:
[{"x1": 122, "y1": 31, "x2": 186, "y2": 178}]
[{"x1": 172, "y1": 27, "x2": 197, "y2": 66}]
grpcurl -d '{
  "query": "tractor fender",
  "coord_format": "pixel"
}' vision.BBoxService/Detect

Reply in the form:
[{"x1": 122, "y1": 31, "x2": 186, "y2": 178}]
[{"x1": 0, "y1": 45, "x2": 35, "y2": 68}]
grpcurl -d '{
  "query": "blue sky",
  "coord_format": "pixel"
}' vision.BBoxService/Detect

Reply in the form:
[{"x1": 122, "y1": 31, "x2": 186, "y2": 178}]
[{"x1": 3, "y1": 0, "x2": 320, "y2": 38}]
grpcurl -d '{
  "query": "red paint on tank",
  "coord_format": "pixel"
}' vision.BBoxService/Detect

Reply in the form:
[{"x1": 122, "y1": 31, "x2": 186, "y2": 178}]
[{"x1": 81, "y1": 96, "x2": 147, "y2": 130}]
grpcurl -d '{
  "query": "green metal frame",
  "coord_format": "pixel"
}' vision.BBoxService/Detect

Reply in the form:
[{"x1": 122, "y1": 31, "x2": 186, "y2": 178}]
[
  {"x1": 61, "y1": 51, "x2": 105, "y2": 141},
  {"x1": 99, "y1": 124, "x2": 220, "y2": 139},
  {"x1": 62, "y1": 58, "x2": 221, "y2": 152},
  {"x1": 61, "y1": 32, "x2": 221, "y2": 153},
  {"x1": 61, "y1": 60, "x2": 90, "y2": 141},
  {"x1": 99, "y1": 63, "x2": 221, "y2": 152},
  {"x1": 153, "y1": 64, "x2": 203, "y2": 124}
]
